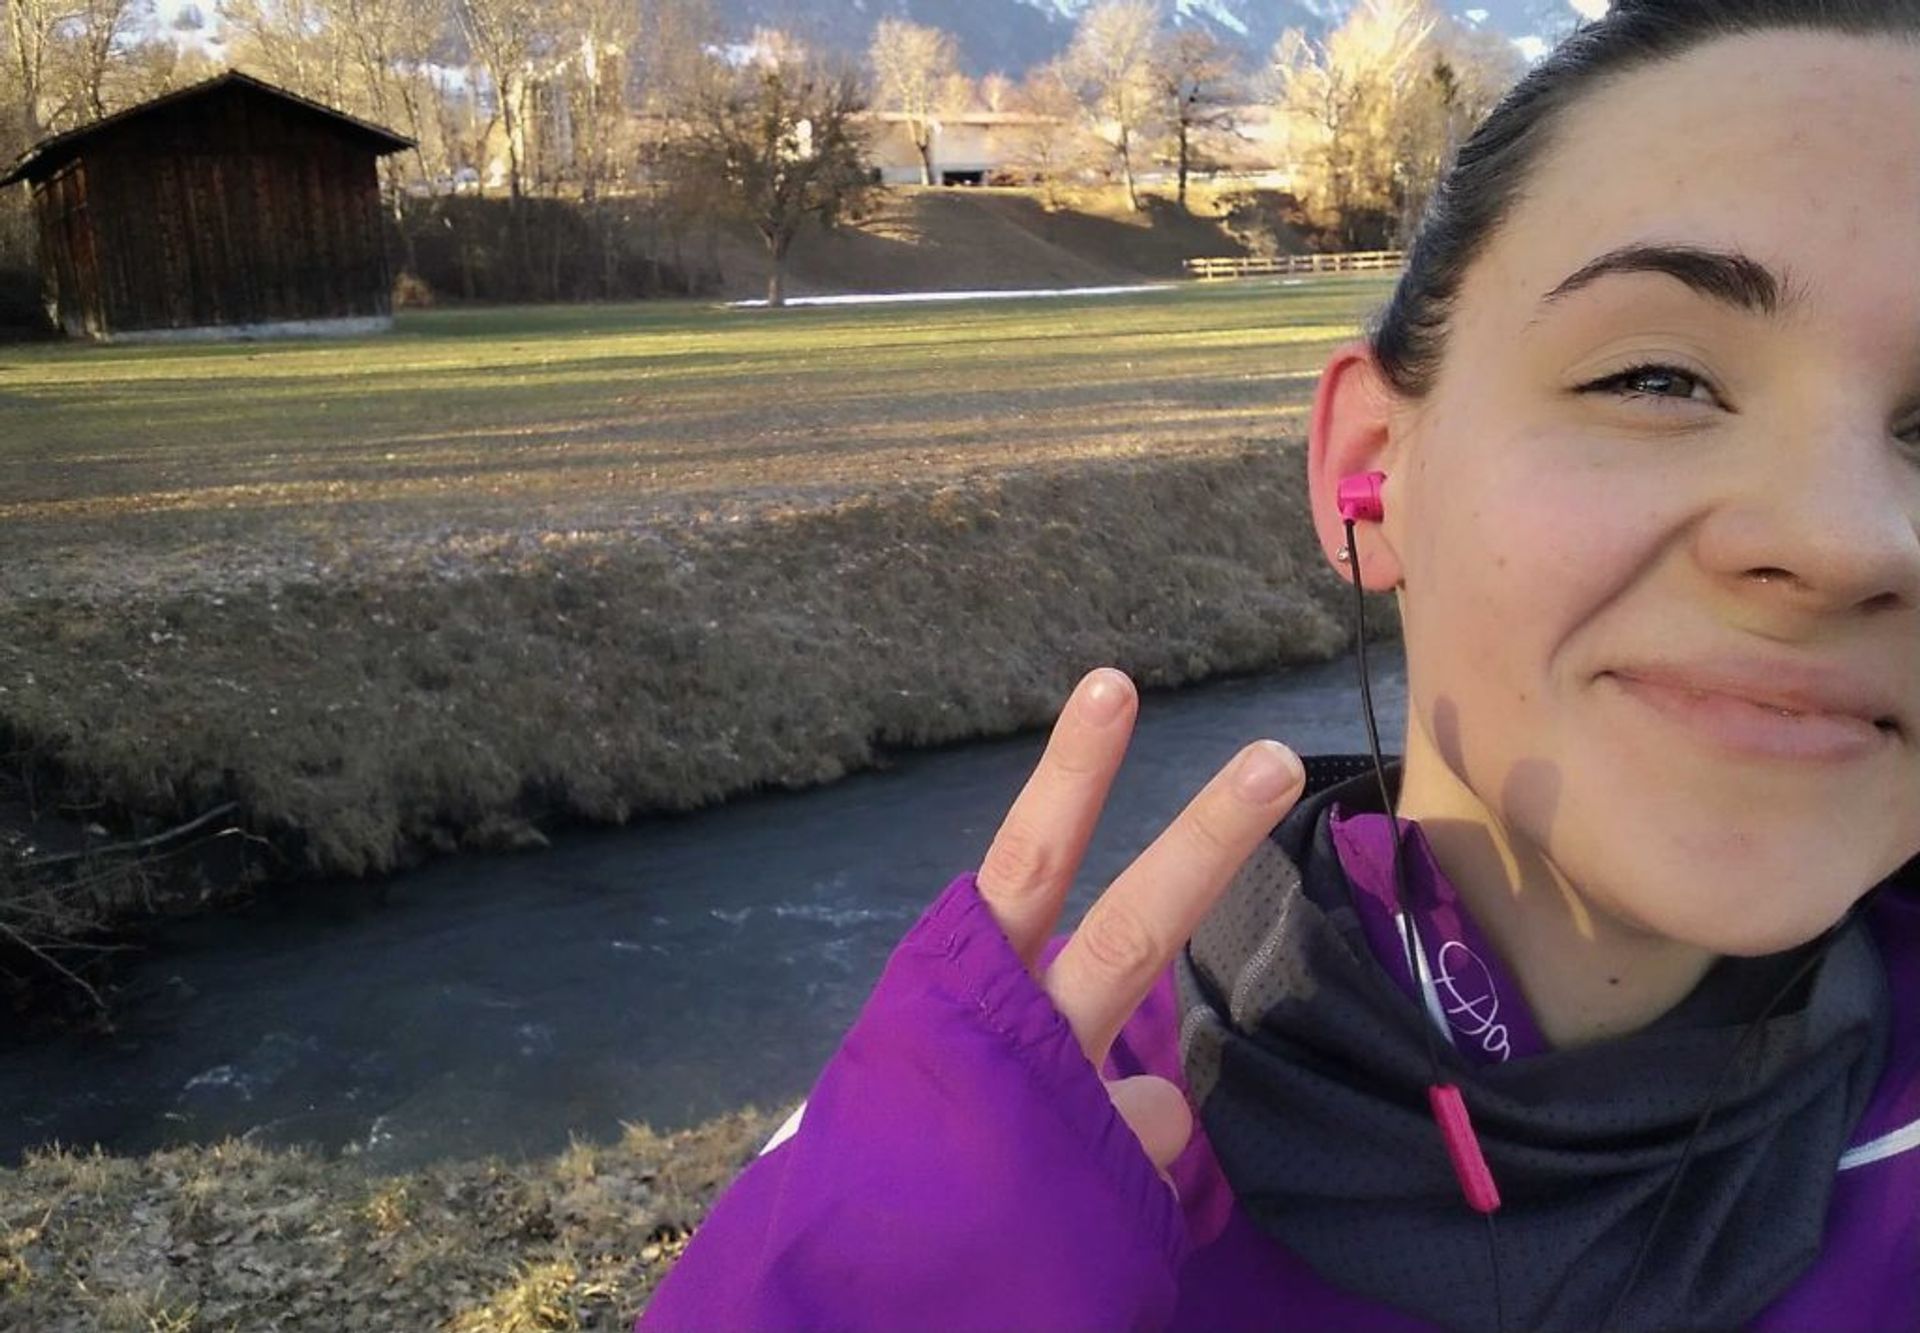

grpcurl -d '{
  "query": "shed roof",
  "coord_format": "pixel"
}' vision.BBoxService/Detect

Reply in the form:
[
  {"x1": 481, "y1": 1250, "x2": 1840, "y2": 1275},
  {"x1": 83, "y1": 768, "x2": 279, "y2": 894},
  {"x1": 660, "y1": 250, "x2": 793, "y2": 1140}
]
[{"x1": 1, "y1": 70, "x2": 414, "y2": 187}]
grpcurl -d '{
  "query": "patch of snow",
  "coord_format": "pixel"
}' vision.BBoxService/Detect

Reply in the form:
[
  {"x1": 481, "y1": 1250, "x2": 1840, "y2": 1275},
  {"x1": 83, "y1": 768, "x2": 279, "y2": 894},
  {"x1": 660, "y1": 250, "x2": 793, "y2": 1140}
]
[
  {"x1": 1013, "y1": 0, "x2": 1086, "y2": 23},
  {"x1": 1174, "y1": 0, "x2": 1248, "y2": 37},
  {"x1": 728, "y1": 284, "x2": 1175, "y2": 309},
  {"x1": 769, "y1": 902, "x2": 909, "y2": 927},
  {"x1": 182, "y1": 1065, "x2": 253, "y2": 1101}
]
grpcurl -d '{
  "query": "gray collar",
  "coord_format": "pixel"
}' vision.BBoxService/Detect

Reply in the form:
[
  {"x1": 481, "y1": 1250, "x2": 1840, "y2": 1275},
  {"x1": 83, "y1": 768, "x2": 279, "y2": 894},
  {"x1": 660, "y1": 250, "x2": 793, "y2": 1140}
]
[{"x1": 1177, "y1": 762, "x2": 1891, "y2": 1331}]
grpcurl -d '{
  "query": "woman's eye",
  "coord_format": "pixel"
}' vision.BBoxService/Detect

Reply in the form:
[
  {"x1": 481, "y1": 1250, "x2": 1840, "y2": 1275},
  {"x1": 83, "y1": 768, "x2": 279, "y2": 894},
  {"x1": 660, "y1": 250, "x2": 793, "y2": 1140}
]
[
  {"x1": 1580, "y1": 363, "x2": 1717, "y2": 404},
  {"x1": 1898, "y1": 418, "x2": 1920, "y2": 458}
]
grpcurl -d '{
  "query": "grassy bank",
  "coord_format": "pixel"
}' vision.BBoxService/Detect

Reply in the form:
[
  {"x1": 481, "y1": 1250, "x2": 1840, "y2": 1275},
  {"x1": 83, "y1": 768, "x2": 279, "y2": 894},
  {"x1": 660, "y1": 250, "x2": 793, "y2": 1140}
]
[
  {"x1": 0, "y1": 1106, "x2": 785, "y2": 1331},
  {"x1": 0, "y1": 278, "x2": 1396, "y2": 971}
]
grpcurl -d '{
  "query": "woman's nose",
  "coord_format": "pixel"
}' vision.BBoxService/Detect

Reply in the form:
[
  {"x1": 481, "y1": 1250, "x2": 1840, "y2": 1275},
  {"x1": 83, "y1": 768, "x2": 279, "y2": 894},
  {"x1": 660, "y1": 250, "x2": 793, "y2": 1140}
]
[{"x1": 1693, "y1": 425, "x2": 1920, "y2": 619}]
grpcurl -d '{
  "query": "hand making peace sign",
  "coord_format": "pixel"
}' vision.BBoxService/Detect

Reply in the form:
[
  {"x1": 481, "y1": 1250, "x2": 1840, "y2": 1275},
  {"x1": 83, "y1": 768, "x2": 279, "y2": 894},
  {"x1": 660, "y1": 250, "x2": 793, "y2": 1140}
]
[{"x1": 975, "y1": 667, "x2": 1308, "y2": 1184}]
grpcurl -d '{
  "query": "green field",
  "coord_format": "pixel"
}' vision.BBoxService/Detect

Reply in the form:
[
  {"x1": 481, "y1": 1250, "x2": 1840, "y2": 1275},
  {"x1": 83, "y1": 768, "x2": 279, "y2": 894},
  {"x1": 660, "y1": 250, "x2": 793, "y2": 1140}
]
[{"x1": 0, "y1": 278, "x2": 1393, "y2": 595}]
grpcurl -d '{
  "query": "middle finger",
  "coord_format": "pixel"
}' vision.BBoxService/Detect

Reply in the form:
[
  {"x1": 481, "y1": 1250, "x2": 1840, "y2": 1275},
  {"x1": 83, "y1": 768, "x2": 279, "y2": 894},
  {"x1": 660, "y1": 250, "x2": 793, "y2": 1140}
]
[{"x1": 1044, "y1": 740, "x2": 1305, "y2": 1064}]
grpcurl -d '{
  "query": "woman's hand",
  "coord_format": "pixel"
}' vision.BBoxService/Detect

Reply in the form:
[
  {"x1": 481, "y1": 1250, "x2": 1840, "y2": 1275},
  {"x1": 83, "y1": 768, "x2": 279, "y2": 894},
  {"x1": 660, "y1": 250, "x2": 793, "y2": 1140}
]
[{"x1": 976, "y1": 667, "x2": 1307, "y2": 1186}]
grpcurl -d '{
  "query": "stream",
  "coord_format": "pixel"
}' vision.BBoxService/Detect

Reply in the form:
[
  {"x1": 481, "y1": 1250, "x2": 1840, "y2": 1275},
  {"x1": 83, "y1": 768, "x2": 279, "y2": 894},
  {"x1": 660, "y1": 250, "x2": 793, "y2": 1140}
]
[{"x1": 1, "y1": 648, "x2": 1406, "y2": 1170}]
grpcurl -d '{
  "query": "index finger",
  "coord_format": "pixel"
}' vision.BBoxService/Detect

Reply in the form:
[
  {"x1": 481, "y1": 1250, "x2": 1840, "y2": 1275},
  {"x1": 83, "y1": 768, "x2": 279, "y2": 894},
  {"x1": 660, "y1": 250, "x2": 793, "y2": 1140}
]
[
  {"x1": 976, "y1": 668, "x2": 1138, "y2": 970},
  {"x1": 1043, "y1": 740, "x2": 1305, "y2": 1065}
]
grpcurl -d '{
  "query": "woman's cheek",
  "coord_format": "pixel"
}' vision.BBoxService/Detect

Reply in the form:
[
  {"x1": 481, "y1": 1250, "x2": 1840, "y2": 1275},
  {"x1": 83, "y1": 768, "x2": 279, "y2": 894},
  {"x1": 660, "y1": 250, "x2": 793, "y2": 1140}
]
[{"x1": 1443, "y1": 461, "x2": 1600, "y2": 646}]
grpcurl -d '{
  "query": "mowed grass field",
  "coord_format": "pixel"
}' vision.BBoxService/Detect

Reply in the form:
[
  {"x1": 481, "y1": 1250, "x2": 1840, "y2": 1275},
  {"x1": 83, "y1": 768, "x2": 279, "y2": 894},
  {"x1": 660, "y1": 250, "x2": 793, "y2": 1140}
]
[{"x1": 0, "y1": 277, "x2": 1393, "y2": 595}]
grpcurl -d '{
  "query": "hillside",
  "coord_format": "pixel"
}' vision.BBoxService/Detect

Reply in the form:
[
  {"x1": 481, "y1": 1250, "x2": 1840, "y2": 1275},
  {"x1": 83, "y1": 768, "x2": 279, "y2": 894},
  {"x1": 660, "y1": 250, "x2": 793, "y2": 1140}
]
[{"x1": 716, "y1": 186, "x2": 1277, "y2": 301}]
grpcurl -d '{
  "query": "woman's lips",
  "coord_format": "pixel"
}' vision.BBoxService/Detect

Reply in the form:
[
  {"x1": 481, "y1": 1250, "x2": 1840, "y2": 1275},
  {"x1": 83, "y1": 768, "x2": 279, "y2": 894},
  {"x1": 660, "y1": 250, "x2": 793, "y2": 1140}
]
[{"x1": 1603, "y1": 671, "x2": 1893, "y2": 763}]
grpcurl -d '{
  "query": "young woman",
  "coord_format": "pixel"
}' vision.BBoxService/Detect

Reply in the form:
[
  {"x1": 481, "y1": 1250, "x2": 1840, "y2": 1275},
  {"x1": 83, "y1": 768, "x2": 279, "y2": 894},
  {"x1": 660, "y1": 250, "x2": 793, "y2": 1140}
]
[{"x1": 640, "y1": 3, "x2": 1920, "y2": 1327}]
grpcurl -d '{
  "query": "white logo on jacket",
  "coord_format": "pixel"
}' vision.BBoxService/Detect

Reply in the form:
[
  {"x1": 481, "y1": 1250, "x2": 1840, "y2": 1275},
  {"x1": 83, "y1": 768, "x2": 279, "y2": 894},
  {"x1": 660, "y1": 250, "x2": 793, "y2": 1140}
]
[{"x1": 1433, "y1": 940, "x2": 1512, "y2": 1063}]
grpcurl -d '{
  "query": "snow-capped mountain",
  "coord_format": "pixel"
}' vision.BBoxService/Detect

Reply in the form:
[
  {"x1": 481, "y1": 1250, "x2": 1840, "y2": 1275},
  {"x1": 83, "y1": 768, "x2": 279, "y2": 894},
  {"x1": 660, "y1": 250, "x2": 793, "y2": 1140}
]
[
  {"x1": 145, "y1": 0, "x2": 1604, "y2": 78},
  {"x1": 715, "y1": 0, "x2": 1600, "y2": 74}
]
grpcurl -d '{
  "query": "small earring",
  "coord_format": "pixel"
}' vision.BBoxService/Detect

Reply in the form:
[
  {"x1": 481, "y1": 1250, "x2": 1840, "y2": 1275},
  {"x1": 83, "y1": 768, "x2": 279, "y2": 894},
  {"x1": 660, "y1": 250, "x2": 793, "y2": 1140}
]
[{"x1": 1336, "y1": 549, "x2": 1354, "y2": 563}]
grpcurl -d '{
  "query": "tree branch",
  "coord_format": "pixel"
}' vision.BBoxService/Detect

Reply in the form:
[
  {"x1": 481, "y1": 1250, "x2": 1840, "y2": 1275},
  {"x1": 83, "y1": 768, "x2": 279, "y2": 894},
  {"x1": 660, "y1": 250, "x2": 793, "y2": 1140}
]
[{"x1": 22, "y1": 801, "x2": 241, "y2": 870}]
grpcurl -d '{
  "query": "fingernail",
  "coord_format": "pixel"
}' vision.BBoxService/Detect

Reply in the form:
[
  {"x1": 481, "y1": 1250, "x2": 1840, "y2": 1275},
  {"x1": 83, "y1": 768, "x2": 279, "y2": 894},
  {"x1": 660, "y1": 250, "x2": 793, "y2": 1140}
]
[
  {"x1": 1079, "y1": 670, "x2": 1128, "y2": 725},
  {"x1": 1235, "y1": 742, "x2": 1302, "y2": 802}
]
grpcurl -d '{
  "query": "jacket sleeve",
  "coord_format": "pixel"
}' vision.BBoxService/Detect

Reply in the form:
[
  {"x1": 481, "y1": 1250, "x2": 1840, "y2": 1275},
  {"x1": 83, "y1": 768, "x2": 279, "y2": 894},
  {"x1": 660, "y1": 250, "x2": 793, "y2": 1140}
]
[{"x1": 637, "y1": 870, "x2": 1188, "y2": 1332}]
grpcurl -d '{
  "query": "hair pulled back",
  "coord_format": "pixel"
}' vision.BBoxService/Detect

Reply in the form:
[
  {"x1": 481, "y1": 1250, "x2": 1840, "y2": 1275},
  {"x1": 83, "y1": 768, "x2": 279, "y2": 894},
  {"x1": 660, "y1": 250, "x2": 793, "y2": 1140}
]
[{"x1": 1370, "y1": 0, "x2": 1920, "y2": 398}]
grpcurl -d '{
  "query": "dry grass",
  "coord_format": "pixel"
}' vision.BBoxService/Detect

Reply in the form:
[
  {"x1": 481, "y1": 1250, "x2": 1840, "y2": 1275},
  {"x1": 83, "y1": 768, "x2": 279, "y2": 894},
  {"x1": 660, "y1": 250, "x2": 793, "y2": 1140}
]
[
  {"x1": 0, "y1": 278, "x2": 1399, "y2": 969},
  {"x1": 0, "y1": 1108, "x2": 784, "y2": 1331}
]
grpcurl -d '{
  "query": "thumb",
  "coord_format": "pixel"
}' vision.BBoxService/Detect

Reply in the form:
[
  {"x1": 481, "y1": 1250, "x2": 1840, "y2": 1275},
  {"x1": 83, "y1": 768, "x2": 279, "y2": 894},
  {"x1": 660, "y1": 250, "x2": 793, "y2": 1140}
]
[{"x1": 1105, "y1": 1074, "x2": 1193, "y2": 1181}]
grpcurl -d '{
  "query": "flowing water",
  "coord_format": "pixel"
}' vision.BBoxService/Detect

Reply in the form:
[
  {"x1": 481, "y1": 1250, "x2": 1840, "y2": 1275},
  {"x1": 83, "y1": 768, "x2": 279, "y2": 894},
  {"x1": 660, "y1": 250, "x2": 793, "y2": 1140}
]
[{"x1": 2, "y1": 648, "x2": 1406, "y2": 1170}]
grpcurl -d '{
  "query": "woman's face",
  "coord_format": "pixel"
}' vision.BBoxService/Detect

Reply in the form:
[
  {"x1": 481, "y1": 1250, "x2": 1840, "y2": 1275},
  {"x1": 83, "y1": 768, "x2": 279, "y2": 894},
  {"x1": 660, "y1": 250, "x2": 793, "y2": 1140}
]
[{"x1": 1389, "y1": 30, "x2": 1920, "y2": 954}]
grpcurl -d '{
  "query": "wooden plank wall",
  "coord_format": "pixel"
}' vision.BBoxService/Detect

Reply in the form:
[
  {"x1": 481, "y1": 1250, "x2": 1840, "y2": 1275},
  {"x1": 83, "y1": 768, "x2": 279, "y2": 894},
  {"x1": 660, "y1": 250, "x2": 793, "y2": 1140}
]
[
  {"x1": 66, "y1": 84, "x2": 390, "y2": 335},
  {"x1": 33, "y1": 161, "x2": 109, "y2": 337}
]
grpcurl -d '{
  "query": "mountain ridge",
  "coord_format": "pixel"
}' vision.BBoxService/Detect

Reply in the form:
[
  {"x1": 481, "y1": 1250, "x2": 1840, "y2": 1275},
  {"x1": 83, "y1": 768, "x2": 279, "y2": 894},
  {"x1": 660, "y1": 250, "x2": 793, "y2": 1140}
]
[
  {"x1": 723, "y1": 0, "x2": 1595, "y2": 75},
  {"x1": 144, "y1": 0, "x2": 1600, "y2": 80}
]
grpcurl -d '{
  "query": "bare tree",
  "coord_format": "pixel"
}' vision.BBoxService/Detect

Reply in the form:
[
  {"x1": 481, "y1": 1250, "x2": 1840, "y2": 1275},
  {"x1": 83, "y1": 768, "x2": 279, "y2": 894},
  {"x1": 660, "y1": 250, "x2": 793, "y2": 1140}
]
[
  {"x1": 4, "y1": 0, "x2": 61, "y2": 137},
  {"x1": 939, "y1": 69, "x2": 974, "y2": 116},
  {"x1": 668, "y1": 48, "x2": 870, "y2": 308},
  {"x1": 631, "y1": 0, "x2": 716, "y2": 116},
  {"x1": 219, "y1": 0, "x2": 353, "y2": 107},
  {"x1": 1270, "y1": 0, "x2": 1443, "y2": 248},
  {"x1": 1426, "y1": 19, "x2": 1523, "y2": 148},
  {"x1": 1384, "y1": 19, "x2": 1522, "y2": 238},
  {"x1": 548, "y1": 0, "x2": 639, "y2": 201},
  {"x1": 979, "y1": 70, "x2": 1014, "y2": 113},
  {"x1": 453, "y1": 0, "x2": 543, "y2": 200},
  {"x1": 114, "y1": 33, "x2": 220, "y2": 106},
  {"x1": 1060, "y1": 0, "x2": 1161, "y2": 211},
  {"x1": 1281, "y1": 0, "x2": 1522, "y2": 247},
  {"x1": 1151, "y1": 24, "x2": 1240, "y2": 211},
  {"x1": 743, "y1": 24, "x2": 807, "y2": 70},
  {"x1": 65, "y1": 0, "x2": 139, "y2": 120},
  {"x1": 2, "y1": 0, "x2": 153, "y2": 133},
  {"x1": 1009, "y1": 59, "x2": 1094, "y2": 208},
  {"x1": 867, "y1": 18, "x2": 960, "y2": 186},
  {"x1": 332, "y1": 0, "x2": 448, "y2": 175}
]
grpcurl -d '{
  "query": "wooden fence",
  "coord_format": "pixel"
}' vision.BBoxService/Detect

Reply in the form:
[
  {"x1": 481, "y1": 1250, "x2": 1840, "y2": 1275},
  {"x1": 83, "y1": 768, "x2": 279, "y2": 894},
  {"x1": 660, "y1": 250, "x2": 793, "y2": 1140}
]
[{"x1": 1184, "y1": 251, "x2": 1406, "y2": 280}]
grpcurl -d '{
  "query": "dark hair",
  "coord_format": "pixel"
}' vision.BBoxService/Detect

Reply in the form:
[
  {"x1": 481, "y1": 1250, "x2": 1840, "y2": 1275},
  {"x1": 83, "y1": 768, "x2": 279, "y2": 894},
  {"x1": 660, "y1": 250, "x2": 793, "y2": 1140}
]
[{"x1": 1369, "y1": 0, "x2": 1920, "y2": 398}]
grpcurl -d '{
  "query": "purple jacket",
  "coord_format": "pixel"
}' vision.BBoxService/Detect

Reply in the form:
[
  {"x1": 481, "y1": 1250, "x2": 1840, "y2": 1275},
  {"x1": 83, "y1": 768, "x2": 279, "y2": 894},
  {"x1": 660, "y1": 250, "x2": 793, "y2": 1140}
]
[{"x1": 640, "y1": 818, "x2": 1920, "y2": 1329}]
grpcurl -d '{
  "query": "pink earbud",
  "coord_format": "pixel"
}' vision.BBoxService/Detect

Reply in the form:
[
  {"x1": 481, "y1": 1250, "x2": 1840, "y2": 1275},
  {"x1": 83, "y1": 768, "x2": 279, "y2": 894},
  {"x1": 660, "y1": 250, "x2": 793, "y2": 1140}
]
[{"x1": 1337, "y1": 472, "x2": 1386, "y2": 524}]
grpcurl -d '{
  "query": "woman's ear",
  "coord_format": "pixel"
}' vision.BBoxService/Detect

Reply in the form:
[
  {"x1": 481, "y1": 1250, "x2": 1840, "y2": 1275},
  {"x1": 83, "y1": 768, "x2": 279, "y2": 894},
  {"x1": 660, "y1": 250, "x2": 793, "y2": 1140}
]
[{"x1": 1307, "y1": 340, "x2": 1406, "y2": 590}]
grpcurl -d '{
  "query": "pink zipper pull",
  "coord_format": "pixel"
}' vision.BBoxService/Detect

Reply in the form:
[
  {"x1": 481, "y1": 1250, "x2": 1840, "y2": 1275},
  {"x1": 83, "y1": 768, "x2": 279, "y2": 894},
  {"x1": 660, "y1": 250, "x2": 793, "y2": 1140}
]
[{"x1": 1429, "y1": 1084, "x2": 1501, "y2": 1214}]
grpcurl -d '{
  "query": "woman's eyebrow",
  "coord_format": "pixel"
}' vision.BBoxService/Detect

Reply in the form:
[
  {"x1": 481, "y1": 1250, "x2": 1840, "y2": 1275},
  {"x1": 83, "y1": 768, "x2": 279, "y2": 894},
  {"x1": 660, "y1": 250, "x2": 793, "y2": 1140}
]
[{"x1": 1532, "y1": 243, "x2": 1801, "y2": 321}]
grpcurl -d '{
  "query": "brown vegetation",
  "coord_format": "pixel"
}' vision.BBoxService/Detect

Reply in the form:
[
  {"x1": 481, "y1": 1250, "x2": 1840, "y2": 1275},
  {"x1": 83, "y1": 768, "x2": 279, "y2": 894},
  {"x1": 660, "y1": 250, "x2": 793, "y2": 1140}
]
[
  {"x1": 0, "y1": 1107, "x2": 783, "y2": 1331},
  {"x1": 2, "y1": 449, "x2": 1371, "y2": 881}
]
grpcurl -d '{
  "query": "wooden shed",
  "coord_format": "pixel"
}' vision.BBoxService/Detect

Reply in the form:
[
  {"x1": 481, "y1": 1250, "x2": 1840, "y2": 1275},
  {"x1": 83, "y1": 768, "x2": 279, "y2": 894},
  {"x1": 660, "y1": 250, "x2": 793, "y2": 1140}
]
[{"x1": 0, "y1": 72, "x2": 413, "y2": 342}]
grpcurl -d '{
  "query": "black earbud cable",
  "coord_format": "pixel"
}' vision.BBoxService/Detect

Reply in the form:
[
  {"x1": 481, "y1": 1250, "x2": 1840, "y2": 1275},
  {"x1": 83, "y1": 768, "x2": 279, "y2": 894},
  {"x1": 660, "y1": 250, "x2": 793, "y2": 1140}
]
[
  {"x1": 1339, "y1": 519, "x2": 1863, "y2": 1333},
  {"x1": 1343, "y1": 520, "x2": 1506, "y2": 1333}
]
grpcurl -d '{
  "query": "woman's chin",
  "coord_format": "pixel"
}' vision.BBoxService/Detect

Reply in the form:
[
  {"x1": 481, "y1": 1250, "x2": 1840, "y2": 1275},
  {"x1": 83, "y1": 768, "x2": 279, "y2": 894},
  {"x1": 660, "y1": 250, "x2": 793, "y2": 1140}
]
[
  {"x1": 1564, "y1": 715, "x2": 1903, "y2": 951},
  {"x1": 1596, "y1": 851, "x2": 1868, "y2": 958}
]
